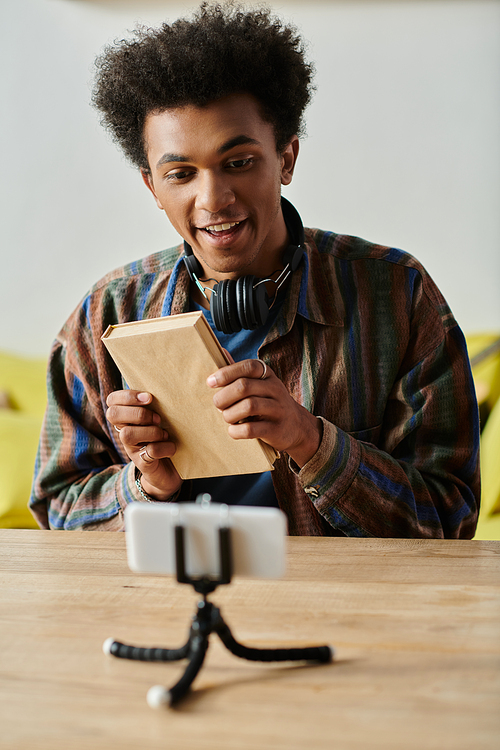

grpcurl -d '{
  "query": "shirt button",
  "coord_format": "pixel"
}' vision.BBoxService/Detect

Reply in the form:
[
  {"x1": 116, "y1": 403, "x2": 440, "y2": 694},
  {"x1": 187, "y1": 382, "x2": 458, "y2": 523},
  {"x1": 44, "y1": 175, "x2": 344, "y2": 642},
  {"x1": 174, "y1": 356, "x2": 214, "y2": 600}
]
[{"x1": 304, "y1": 486, "x2": 319, "y2": 498}]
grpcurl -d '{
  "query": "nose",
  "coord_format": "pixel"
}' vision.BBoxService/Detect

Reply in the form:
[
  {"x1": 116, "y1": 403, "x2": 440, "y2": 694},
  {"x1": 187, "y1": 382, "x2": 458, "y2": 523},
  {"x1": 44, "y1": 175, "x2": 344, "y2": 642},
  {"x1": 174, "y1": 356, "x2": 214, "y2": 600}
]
[{"x1": 194, "y1": 170, "x2": 235, "y2": 215}]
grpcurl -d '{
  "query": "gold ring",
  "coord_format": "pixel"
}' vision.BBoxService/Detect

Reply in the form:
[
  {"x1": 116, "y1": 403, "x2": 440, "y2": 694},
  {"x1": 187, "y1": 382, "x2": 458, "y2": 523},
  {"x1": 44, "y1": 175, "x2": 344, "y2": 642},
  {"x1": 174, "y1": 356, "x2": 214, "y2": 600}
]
[
  {"x1": 139, "y1": 445, "x2": 155, "y2": 464},
  {"x1": 257, "y1": 359, "x2": 268, "y2": 380}
]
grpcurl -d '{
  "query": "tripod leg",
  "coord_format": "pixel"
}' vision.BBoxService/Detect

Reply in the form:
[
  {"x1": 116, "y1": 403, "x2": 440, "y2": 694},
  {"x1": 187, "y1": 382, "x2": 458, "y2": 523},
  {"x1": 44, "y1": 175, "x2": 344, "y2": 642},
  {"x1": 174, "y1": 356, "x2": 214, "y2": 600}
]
[
  {"x1": 213, "y1": 613, "x2": 333, "y2": 664},
  {"x1": 147, "y1": 599, "x2": 215, "y2": 707},
  {"x1": 164, "y1": 633, "x2": 209, "y2": 706},
  {"x1": 103, "y1": 637, "x2": 190, "y2": 662}
]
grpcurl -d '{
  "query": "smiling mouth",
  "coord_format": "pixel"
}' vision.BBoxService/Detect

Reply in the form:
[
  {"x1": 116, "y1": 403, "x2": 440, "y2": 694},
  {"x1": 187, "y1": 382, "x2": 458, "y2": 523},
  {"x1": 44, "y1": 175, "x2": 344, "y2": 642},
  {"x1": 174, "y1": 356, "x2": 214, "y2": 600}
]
[{"x1": 202, "y1": 220, "x2": 242, "y2": 235}]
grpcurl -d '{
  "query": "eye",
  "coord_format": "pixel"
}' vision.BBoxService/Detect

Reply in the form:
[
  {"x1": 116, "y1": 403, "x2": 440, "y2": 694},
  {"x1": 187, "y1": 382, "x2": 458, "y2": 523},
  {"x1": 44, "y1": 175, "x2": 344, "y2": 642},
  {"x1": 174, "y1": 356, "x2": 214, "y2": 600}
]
[
  {"x1": 165, "y1": 169, "x2": 194, "y2": 182},
  {"x1": 227, "y1": 157, "x2": 253, "y2": 170}
]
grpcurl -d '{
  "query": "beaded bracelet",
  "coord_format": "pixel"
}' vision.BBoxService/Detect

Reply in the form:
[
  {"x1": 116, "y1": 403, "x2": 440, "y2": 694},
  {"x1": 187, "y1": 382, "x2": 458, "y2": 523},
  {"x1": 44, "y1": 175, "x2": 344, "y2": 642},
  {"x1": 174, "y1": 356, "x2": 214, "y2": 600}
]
[{"x1": 135, "y1": 471, "x2": 155, "y2": 503}]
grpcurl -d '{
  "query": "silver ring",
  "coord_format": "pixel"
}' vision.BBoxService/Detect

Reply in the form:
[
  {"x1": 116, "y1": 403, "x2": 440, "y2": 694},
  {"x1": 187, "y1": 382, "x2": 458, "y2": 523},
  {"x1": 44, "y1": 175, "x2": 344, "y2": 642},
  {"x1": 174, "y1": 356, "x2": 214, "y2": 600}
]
[
  {"x1": 257, "y1": 358, "x2": 268, "y2": 380},
  {"x1": 114, "y1": 425, "x2": 122, "y2": 433},
  {"x1": 139, "y1": 445, "x2": 155, "y2": 464}
]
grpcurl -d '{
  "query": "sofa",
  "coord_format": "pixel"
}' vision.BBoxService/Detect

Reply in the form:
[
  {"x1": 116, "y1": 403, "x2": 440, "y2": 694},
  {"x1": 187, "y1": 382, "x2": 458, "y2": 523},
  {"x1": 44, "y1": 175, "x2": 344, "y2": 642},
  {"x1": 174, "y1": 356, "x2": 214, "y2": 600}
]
[{"x1": 0, "y1": 351, "x2": 47, "y2": 528}]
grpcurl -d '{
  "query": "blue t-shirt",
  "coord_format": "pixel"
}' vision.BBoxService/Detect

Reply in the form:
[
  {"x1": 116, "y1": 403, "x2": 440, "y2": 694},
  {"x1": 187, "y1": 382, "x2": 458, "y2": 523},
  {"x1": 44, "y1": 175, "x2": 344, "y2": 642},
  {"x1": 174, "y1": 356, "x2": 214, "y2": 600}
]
[{"x1": 187, "y1": 291, "x2": 285, "y2": 507}]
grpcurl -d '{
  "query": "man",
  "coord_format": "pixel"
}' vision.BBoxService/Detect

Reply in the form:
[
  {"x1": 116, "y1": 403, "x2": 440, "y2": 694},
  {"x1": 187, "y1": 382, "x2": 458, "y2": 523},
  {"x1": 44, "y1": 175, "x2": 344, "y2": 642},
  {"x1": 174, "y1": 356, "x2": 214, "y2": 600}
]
[{"x1": 30, "y1": 4, "x2": 480, "y2": 537}]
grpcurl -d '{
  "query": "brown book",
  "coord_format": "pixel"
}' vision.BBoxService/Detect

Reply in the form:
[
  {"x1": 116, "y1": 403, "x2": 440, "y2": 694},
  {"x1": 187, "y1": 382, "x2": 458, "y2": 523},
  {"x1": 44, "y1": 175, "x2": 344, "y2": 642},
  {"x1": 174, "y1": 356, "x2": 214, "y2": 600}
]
[{"x1": 101, "y1": 311, "x2": 277, "y2": 479}]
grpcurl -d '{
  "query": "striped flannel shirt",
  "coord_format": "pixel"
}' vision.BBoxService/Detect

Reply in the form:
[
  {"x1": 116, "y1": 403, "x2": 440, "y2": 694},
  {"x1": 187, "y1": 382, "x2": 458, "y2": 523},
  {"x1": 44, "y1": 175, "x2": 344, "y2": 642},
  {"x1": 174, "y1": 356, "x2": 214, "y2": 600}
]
[{"x1": 29, "y1": 227, "x2": 480, "y2": 537}]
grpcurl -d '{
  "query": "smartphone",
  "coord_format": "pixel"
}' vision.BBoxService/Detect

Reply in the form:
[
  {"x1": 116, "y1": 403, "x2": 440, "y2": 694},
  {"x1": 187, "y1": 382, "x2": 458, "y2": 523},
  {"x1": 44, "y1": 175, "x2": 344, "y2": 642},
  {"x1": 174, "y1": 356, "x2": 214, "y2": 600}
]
[{"x1": 125, "y1": 500, "x2": 287, "y2": 579}]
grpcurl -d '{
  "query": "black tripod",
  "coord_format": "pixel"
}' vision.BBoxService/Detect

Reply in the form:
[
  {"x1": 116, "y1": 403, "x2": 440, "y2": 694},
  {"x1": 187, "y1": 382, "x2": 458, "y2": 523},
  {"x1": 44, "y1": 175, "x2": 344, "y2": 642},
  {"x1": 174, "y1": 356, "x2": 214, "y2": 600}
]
[{"x1": 104, "y1": 524, "x2": 333, "y2": 706}]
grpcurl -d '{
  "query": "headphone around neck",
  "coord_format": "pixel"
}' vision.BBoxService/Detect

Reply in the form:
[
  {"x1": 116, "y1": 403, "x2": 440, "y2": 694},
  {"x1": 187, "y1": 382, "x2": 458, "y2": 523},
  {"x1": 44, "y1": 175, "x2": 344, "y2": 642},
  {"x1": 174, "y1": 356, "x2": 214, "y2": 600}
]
[{"x1": 182, "y1": 197, "x2": 305, "y2": 334}]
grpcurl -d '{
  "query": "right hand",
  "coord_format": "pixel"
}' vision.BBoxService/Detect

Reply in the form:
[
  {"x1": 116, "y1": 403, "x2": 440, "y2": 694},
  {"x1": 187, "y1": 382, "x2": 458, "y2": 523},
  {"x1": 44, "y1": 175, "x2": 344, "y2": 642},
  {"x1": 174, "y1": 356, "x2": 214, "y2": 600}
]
[{"x1": 106, "y1": 390, "x2": 182, "y2": 501}]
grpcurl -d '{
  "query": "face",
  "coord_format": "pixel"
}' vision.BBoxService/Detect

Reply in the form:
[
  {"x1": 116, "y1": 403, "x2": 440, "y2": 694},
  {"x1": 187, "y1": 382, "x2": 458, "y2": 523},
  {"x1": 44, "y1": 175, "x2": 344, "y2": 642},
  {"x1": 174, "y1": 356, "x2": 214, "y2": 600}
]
[{"x1": 142, "y1": 93, "x2": 299, "y2": 280}]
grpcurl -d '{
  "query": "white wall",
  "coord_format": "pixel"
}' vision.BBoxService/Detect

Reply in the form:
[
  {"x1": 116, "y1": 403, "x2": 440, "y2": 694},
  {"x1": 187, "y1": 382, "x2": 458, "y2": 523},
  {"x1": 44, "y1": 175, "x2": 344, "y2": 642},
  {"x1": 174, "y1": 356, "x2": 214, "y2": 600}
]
[{"x1": 1, "y1": 0, "x2": 499, "y2": 356}]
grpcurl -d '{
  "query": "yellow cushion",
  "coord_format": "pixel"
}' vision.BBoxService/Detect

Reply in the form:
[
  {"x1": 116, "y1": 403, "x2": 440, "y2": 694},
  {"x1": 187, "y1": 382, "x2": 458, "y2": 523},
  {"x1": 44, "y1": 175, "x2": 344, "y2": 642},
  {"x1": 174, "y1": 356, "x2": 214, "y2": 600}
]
[
  {"x1": 0, "y1": 410, "x2": 41, "y2": 529},
  {"x1": 473, "y1": 392, "x2": 500, "y2": 539},
  {"x1": 479, "y1": 395, "x2": 500, "y2": 514},
  {"x1": 465, "y1": 333, "x2": 500, "y2": 411},
  {"x1": 0, "y1": 350, "x2": 47, "y2": 416},
  {"x1": 473, "y1": 511, "x2": 500, "y2": 541}
]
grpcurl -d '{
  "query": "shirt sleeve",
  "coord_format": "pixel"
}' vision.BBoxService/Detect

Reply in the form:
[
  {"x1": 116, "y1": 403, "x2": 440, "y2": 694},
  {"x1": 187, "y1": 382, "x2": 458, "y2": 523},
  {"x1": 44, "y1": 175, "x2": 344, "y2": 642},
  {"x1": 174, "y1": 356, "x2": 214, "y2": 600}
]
[
  {"x1": 29, "y1": 317, "x2": 144, "y2": 531},
  {"x1": 293, "y1": 324, "x2": 480, "y2": 538}
]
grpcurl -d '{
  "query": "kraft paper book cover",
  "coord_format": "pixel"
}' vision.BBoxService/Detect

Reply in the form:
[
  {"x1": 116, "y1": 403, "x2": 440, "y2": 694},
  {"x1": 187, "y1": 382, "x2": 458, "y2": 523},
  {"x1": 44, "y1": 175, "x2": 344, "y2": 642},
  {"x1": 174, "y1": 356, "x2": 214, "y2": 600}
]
[{"x1": 101, "y1": 311, "x2": 276, "y2": 480}]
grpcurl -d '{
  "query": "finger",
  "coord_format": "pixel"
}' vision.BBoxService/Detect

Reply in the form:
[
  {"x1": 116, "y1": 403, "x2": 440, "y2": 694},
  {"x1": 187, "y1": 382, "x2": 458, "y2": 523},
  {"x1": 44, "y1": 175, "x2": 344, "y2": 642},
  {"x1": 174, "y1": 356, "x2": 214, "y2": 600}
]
[
  {"x1": 116, "y1": 424, "x2": 168, "y2": 447},
  {"x1": 219, "y1": 395, "x2": 273, "y2": 426},
  {"x1": 212, "y1": 374, "x2": 274, "y2": 412},
  {"x1": 138, "y1": 444, "x2": 156, "y2": 465},
  {"x1": 227, "y1": 419, "x2": 275, "y2": 442},
  {"x1": 136, "y1": 439, "x2": 177, "y2": 464},
  {"x1": 106, "y1": 390, "x2": 152, "y2": 407},
  {"x1": 207, "y1": 359, "x2": 271, "y2": 388},
  {"x1": 106, "y1": 404, "x2": 161, "y2": 430}
]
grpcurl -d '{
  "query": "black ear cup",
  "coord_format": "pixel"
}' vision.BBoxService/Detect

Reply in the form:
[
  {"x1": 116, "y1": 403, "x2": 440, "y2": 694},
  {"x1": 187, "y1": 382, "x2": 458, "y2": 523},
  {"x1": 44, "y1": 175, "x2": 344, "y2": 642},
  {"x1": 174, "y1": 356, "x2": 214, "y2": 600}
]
[
  {"x1": 210, "y1": 280, "x2": 239, "y2": 335},
  {"x1": 242, "y1": 275, "x2": 256, "y2": 329},
  {"x1": 220, "y1": 279, "x2": 242, "y2": 335},
  {"x1": 218, "y1": 280, "x2": 230, "y2": 333},
  {"x1": 225, "y1": 280, "x2": 242, "y2": 334},
  {"x1": 182, "y1": 197, "x2": 304, "y2": 334},
  {"x1": 244, "y1": 276, "x2": 268, "y2": 330},
  {"x1": 235, "y1": 277, "x2": 247, "y2": 328},
  {"x1": 210, "y1": 281, "x2": 224, "y2": 332},
  {"x1": 209, "y1": 276, "x2": 269, "y2": 334}
]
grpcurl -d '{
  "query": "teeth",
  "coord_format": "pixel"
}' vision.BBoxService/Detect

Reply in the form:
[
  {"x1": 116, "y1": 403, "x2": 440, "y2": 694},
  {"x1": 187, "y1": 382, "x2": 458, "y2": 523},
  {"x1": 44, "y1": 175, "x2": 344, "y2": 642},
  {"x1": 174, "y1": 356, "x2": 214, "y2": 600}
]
[{"x1": 205, "y1": 221, "x2": 240, "y2": 232}]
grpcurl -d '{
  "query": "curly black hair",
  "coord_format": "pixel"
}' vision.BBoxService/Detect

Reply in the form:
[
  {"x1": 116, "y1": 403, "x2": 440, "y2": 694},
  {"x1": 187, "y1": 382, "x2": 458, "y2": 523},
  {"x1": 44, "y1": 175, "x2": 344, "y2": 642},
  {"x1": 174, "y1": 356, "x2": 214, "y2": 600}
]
[{"x1": 92, "y1": 2, "x2": 315, "y2": 171}]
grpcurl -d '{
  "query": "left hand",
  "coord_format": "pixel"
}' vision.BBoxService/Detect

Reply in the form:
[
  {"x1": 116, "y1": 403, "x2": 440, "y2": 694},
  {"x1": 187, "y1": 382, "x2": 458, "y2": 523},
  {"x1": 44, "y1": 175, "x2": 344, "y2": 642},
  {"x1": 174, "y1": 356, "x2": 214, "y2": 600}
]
[{"x1": 207, "y1": 359, "x2": 322, "y2": 469}]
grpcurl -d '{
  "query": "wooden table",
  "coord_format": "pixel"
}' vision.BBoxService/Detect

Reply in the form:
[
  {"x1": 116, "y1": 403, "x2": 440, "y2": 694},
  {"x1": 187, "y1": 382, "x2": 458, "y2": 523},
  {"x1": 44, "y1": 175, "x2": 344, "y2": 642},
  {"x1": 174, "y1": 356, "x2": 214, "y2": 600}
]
[{"x1": 1, "y1": 531, "x2": 499, "y2": 750}]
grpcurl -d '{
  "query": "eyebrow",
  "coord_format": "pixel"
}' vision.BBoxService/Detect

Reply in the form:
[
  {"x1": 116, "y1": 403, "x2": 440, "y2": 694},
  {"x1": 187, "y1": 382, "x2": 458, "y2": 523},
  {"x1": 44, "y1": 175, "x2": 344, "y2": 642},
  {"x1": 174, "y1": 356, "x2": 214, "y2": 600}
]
[
  {"x1": 155, "y1": 135, "x2": 260, "y2": 170},
  {"x1": 156, "y1": 153, "x2": 189, "y2": 169},
  {"x1": 220, "y1": 135, "x2": 260, "y2": 153}
]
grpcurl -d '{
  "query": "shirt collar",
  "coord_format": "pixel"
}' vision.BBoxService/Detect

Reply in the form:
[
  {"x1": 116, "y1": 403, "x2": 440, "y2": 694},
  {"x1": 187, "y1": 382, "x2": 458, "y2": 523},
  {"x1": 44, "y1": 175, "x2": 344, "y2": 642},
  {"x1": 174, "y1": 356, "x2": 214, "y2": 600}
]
[
  {"x1": 269, "y1": 230, "x2": 344, "y2": 341},
  {"x1": 162, "y1": 252, "x2": 191, "y2": 316}
]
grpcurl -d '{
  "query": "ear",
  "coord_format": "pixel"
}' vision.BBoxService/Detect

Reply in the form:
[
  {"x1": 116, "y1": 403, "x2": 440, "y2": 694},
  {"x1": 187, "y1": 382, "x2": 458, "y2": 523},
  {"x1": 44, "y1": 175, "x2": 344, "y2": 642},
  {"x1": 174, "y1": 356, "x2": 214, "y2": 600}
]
[
  {"x1": 280, "y1": 136, "x2": 299, "y2": 186},
  {"x1": 140, "y1": 168, "x2": 164, "y2": 211}
]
